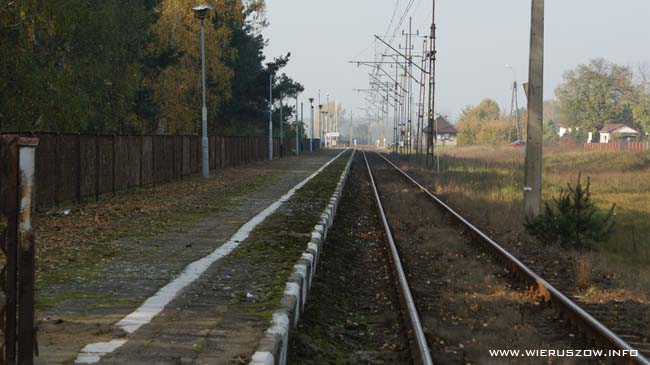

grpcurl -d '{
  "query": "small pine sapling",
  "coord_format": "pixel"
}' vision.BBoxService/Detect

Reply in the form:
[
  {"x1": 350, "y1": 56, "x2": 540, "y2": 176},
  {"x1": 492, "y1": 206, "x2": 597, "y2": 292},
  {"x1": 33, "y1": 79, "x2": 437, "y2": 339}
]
[{"x1": 525, "y1": 173, "x2": 615, "y2": 251}]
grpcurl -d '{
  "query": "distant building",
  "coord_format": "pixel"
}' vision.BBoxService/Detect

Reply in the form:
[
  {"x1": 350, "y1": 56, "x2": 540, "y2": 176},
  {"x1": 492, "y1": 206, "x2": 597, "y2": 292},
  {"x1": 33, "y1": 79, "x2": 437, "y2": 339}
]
[
  {"x1": 557, "y1": 122, "x2": 570, "y2": 138},
  {"x1": 599, "y1": 124, "x2": 641, "y2": 143},
  {"x1": 556, "y1": 122, "x2": 578, "y2": 138},
  {"x1": 433, "y1": 115, "x2": 457, "y2": 146}
]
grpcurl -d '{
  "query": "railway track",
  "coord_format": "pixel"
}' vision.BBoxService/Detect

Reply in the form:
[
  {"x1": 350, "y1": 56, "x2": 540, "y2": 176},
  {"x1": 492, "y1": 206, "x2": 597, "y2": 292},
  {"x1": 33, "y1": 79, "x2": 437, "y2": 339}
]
[{"x1": 362, "y1": 150, "x2": 650, "y2": 365}]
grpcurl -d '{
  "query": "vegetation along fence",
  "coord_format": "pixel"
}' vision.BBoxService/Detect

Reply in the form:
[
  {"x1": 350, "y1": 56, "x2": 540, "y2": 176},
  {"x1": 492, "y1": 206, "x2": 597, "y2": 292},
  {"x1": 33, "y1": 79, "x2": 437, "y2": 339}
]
[
  {"x1": 0, "y1": 133, "x2": 320, "y2": 210},
  {"x1": 583, "y1": 142, "x2": 650, "y2": 152}
]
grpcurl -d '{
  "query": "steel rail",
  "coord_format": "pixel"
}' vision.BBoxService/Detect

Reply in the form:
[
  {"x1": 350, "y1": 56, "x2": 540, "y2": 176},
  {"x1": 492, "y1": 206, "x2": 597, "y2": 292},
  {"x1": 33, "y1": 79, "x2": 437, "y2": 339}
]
[
  {"x1": 362, "y1": 151, "x2": 434, "y2": 365},
  {"x1": 375, "y1": 152, "x2": 650, "y2": 365}
]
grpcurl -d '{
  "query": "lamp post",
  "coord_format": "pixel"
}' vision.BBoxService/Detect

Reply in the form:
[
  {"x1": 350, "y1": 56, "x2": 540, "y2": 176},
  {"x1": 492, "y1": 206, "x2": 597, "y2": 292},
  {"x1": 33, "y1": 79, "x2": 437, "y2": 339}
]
[
  {"x1": 267, "y1": 62, "x2": 276, "y2": 161},
  {"x1": 309, "y1": 98, "x2": 315, "y2": 152},
  {"x1": 279, "y1": 92, "x2": 284, "y2": 157},
  {"x1": 326, "y1": 94, "x2": 330, "y2": 147},
  {"x1": 295, "y1": 97, "x2": 300, "y2": 156},
  {"x1": 322, "y1": 110, "x2": 329, "y2": 149},
  {"x1": 318, "y1": 104, "x2": 323, "y2": 149},
  {"x1": 192, "y1": 4, "x2": 213, "y2": 179},
  {"x1": 300, "y1": 101, "x2": 304, "y2": 154}
]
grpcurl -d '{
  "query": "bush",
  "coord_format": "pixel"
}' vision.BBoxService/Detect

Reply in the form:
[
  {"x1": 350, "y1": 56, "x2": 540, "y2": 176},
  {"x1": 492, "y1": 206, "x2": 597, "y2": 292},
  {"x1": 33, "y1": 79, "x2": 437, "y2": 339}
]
[{"x1": 525, "y1": 174, "x2": 615, "y2": 251}]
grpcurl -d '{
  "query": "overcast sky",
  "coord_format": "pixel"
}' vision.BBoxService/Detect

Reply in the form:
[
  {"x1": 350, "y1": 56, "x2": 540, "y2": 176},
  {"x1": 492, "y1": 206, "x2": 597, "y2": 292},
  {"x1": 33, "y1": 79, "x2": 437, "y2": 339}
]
[{"x1": 262, "y1": 1, "x2": 650, "y2": 123}]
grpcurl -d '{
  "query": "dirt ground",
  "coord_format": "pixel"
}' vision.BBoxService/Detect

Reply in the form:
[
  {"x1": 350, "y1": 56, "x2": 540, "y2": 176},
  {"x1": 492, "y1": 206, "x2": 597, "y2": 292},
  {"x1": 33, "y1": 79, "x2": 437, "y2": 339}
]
[
  {"x1": 288, "y1": 153, "x2": 410, "y2": 364},
  {"x1": 367, "y1": 153, "x2": 606, "y2": 365}
]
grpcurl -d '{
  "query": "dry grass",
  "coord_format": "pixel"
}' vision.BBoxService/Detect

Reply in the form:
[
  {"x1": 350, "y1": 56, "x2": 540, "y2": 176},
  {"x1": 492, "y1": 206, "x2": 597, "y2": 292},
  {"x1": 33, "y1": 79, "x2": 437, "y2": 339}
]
[{"x1": 399, "y1": 145, "x2": 650, "y2": 302}]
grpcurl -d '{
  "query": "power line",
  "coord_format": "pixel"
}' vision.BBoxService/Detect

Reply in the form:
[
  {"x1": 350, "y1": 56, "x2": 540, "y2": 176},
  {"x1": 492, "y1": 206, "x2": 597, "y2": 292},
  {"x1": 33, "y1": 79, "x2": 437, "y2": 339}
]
[{"x1": 385, "y1": 0, "x2": 401, "y2": 36}]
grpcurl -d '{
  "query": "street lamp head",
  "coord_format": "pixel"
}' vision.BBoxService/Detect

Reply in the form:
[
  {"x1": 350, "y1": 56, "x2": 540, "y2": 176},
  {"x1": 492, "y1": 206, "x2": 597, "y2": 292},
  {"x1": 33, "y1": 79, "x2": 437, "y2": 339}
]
[
  {"x1": 267, "y1": 62, "x2": 277, "y2": 74},
  {"x1": 192, "y1": 4, "x2": 213, "y2": 20},
  {"x1": 318, "y1": 104, "x2": 323, "y2": 110},
  {"x1": 308, "y1": 98, "x2": 314, "y2": 104}
]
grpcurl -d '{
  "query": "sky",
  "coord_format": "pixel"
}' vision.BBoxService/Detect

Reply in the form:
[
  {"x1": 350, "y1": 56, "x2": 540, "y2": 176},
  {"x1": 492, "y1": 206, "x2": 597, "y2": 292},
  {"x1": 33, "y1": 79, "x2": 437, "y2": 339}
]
[{"x1": 262, "y1": 0, "x2": 650, "y2": 124}]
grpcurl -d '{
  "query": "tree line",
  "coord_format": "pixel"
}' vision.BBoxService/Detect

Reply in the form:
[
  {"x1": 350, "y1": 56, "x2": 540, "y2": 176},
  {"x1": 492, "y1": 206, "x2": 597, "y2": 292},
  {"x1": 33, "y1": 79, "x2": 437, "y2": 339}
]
[
  {"x1": 457, "y1": 58, "x2": 650, "y2": 146},
  {"x1": 0, "y1": 0, "x2": 303, "y2": 136}
]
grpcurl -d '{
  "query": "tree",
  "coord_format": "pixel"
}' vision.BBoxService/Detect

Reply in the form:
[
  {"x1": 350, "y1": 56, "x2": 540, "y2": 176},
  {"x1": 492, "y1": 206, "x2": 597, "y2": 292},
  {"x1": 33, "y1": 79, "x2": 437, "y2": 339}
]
[
  {"x1": 543, "y1": 100, "x2": 560, "y2": 125},
  {"x1": 631, "y1": 63, "x2": 650, "y2": 135},
  {"x1": 0, "y1": 0, "x2": 153, "y2": 134},
  {"x1": 555, "y1": 59, "x2": 636, "y2": 133},
  {"x1": 0, "y1": 0, "x2": 305, "y2": 137},
  {"x1": 215, "y1": 1, "x2": 269, "y2": 135},
  {"x1": 147, "y1": 0, "x2": 243, "y2": 134},
  {"x1": 460, "y1": 99, "x2": 501, "y2": 121},
  {"x1": 456, "y1": 99, "x2": 509, "y2": 145},
  {"x1": 525, "y1": 174, "x2": 615, "y2": 251}
]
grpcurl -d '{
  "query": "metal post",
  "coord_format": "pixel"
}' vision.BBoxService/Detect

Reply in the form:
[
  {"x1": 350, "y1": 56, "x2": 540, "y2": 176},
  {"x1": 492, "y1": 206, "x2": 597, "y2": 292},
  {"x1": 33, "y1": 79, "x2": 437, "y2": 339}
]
[
  {"x1": 200, "y1": 19, "x2": 209, "y2": 179},
  {"x1": 17, "y1": 139, "x2": 37, "y2": 364},
  {"x1": 326, "y1": 95, "x2": 330, "y2": 148},
  {"x1": 268, "y1": 71, "x2": 273, "y2": 161},
  {"x1": 318, "y1": 105, "x2": 323, "y2": 149},
  {"x1": 426, "y1": 0, "x2": 437, "y2": 165},
  {"x1": 524, "y1": 0, "x2": 544, "y2": 218},
  {"x1": 350, "y1": 111, "x2": 353, "y2": 147}
]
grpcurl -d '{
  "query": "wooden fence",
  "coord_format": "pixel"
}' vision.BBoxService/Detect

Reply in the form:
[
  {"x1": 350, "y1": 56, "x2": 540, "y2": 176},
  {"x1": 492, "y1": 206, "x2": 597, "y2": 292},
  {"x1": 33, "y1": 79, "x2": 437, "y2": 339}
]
[
  {"x1": 0, "y1": 133, "x2": 319, "y2": 209},
  {"x1": 583, "y1": 142, "x2": 650, "y2": 152}
]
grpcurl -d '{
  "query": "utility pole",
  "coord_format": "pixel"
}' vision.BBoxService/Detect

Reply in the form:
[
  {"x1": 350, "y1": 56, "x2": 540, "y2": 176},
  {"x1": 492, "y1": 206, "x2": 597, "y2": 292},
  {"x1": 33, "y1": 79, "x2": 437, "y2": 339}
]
[
  {"x1": 524, "y1": 0, "x2": 545, "y2": 218},
  {"x1": 402, "y1": 18, "x2": 418, "y2": 157},
  {"x1": 394, "y1": 64, "x2": 399, "y2": 154},
  {"x1": 426, "y1": 0, "x2": 437, "y2": 167},
  {"x1": 349, "y1": 110, "x2": 353, "y2": 146},
  {"x1": 417, "y1": 38, "x2": 428, "y2": 161},
  {"x1": 506, "y1": 64, "x2": 521, "y2": 141}
]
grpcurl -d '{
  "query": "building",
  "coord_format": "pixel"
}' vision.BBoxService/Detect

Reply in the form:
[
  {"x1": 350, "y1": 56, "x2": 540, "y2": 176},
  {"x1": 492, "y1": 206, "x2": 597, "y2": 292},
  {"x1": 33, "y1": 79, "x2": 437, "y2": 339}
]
[
  {"x1": 556, "y1": 122, "x2": 580, "y2": 139},
  {"x1": 434, "y1": 115, "x2": 457, "y2": 146},
  {"x1": 599, "y1": 124, "x2": 641, "y2": 143},
  {"x1": 556, "y1": 122, "x2": 572, "y2": 138}
]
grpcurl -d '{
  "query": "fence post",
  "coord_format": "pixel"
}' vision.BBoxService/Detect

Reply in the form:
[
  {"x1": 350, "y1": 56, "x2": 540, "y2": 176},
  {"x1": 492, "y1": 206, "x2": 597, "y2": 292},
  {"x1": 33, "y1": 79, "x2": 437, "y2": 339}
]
[
  {"x1": 112, "y1": 135, "x2": 116, "y2": 195},
  {"x1": 54, "y1": 133, "x2": 60, "y2": 207},
  {"x1": 17, "y1": 138, "x2": 38, "y2": 364},
  {"x1": 139, "y1": 135, "x2": 144, "y2": 186},
  {"x1": 152, "y1": 135, "x2": 156, "y2": 185},
  {"x1": 171, "y1": 136, "x2": 176, "y2": 180},
  {"x1": 180, "y1": 136, "x2": 184, "y2": 180},
  {"x1": 76, "y1": 134, "x2": 82, "y2": 203},
  {"x1": 2, "y1": 136, "x2": 19, "y2": 364},
  {"x1": 95, "y1": 135, "x2": 100, "y2": 202}
]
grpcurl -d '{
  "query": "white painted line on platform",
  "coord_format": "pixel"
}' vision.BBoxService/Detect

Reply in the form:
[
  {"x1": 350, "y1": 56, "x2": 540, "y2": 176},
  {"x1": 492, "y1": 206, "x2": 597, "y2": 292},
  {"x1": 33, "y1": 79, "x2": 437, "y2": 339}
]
[
  {"x1": 74, "y1": 150, "x2": 348, "y2": 364},
  {"x1": 75, "y1": 340, "x2": 128, "y2": 364}
]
